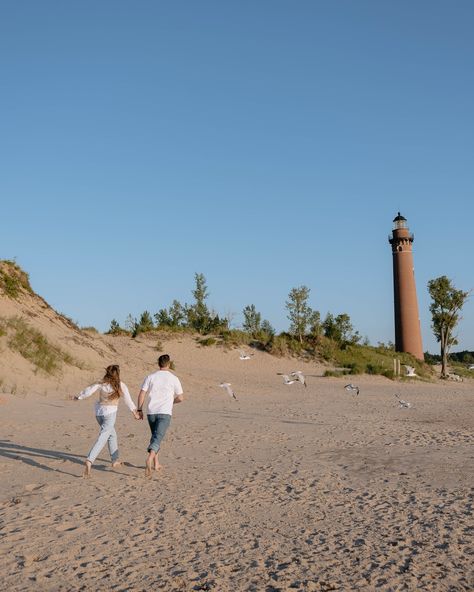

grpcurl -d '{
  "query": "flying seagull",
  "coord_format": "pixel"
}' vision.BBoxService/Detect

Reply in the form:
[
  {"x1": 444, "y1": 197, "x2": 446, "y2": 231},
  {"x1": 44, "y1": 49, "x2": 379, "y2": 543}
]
[
  {"x1": 281, "y1": 374, "x2": 297, "y2": 385},
  {"x1": 291, "y1": 371, "x2": 307, "y2": 387},
  {"x1": 394, "y1": 393, "x2": 411, "y2": 408},
  {"x1": 219, "y1": 382, "x2": 238, "y2": 400},
  {"x1": 239, "y1": 350, "x2": 254, "y2": 360},
  {"x1": 344, "y1": 384, "x2": 360, "y2": 396}
]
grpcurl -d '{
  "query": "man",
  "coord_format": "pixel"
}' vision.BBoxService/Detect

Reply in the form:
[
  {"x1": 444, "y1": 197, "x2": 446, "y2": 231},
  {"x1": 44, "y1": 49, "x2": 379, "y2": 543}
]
[{"x1": 137, "y1": 354, "x2": 184, "y2": 477}]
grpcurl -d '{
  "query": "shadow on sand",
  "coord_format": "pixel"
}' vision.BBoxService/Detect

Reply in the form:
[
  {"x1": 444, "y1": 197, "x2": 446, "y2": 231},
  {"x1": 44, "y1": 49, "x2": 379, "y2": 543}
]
[{"x1": 0, "y1": 440, "x2": 142, "y2": 477}]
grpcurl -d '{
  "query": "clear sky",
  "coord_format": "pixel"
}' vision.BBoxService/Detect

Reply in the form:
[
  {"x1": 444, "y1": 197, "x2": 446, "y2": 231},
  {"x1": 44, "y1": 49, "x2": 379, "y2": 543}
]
[{"x1": 1, "y1": 1, "x2": 473, "y2": 353}]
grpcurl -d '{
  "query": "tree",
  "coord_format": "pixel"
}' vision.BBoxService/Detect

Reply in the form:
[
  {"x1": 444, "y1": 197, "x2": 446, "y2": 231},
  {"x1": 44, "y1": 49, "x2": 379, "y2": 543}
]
[
  {"x1": 186, "y1": 273, "x2": 213, "y2": 333},
  {"x1": 124, "y1": 314, "x2": 136, "y2": 334},
  {"x1": 323, "y1": 312, "x2": 360, "y2": 346},
  {"x1": 154, "y1": 308, "x2": 171, "y2": 327},
  {"x1": 286, "y1": 285, "x2": 317, "y2": 343},
  {"x1": 168, "y1": 300, "x2": 185, "y2": 327},
  {"x1": 309, "y1": 310, "x2": 322, "y2": 339},
  {"x1": 243, "y1": 304, "x2": 262, "y2": 336},
  {"x1": 427, "y1": 276, "x2": 469, "y2": 378},
  {"x1": 107, "y1": 319, "x2": 122, "y2": 335},
  {"x1": 260, "y1": 319, "x2": 275, "y2": 336},
  {"x1": 154, "y1": 300, "x2": 185, "y2": 328},
  {"x1": 133, "y1": 310, "x2": 154, "y2": 337}
]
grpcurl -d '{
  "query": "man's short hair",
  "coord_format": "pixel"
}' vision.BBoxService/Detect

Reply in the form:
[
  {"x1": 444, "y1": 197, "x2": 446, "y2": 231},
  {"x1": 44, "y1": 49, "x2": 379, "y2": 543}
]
[{"x1": 158, "y1": 354, "x2": 170, "y2": 368}]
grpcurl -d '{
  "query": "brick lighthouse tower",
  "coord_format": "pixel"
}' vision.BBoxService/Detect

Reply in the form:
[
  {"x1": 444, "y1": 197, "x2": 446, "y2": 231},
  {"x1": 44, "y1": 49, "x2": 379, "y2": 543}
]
[{"x1": 389, "y1": 212, "x2": 424, "y2": 360}]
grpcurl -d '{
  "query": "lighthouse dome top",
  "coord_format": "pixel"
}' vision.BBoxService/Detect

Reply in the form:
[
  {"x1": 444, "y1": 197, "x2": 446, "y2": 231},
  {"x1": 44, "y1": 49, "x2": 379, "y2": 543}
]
[{"x1": 393, "y1": 212, "x2": 408, "y2": 230}]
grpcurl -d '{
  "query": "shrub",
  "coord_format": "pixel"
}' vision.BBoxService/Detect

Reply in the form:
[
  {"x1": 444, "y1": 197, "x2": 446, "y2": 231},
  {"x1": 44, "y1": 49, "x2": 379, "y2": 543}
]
[
  {"x1": 323, "y1": 370, "x2": 344, "y2": 377},
  {"x1": 219, "y1": 329, "x2": 251, "y2": 347},
  {"x1": 107, "y1": 319, "x2": 127, "y2": 336},
  {"x1": 198, "y1": 337, "x2": 217, "y2": 347}
]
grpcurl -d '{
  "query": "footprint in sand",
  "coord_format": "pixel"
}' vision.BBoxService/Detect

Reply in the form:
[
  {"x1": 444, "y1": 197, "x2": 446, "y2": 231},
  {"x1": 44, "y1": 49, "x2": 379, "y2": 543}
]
[
  {"x1": 55, "y1": 524, "x2": 81, "y2": 533},
  {"x1": 24, "y1": 483, "x2": 45, "y2": 492}
]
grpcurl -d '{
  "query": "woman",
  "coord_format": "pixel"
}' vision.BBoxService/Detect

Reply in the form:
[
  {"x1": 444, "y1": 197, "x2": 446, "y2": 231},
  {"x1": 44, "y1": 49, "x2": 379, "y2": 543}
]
[{"x1": 74, "y1": 365, "x2": 139, "y2": 477}]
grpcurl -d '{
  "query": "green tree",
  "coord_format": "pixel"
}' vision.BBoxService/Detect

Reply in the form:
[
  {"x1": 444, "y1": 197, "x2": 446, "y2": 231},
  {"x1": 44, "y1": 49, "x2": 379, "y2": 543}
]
[
  {"x1": 133, "y1": 310, "x2": 154, "y2": 337},
  {"x1": 186, "y1": 273, "x2": 212, "y2": 333},
  {"x1": 323, "y1": 312, "x2": 359, "y2": 346},
  {"x1": 309, "y1": 310, "x2": 322, "y2": 338},
  {"x1": 427, "y1": 276, "x2": 469, "y2": 378},
  {"x1": 155, "y1": 300, "x2": 185, "y2": 328},
  {"x1": 107, "y1": 319, "x2": 122, "y2": 335},
  {"x1": 286, "y1": 285, "x2": 317, "y2": 343},
  {"x1": 169, "y1": 300, "x2": 185, "y2": 326},
  {"x1": 154, "y1": 308, "x2": 171, "y2": 327},
  {"x1": 243, "y1": 304, "x2": 262, "y2": 336},
  {"x1": 260, "y1": 319, "x2": 275, "y2": 336}
]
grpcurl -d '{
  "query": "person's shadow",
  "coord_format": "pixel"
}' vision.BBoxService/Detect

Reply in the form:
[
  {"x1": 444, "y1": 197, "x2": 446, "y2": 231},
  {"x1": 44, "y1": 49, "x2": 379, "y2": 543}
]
[{"x1": 0, "y1": 440, "x2": 141, "y2": 478}]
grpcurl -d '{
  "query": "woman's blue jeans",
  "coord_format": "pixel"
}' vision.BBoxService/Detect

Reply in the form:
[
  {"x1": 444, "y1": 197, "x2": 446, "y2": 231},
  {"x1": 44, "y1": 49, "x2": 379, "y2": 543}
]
[
  {"x1": 147, "y1": 414, "x2": 171, "y2": 453},
  {"x1": 87, "y1": 413, "x2": 119, "y2": 463}
]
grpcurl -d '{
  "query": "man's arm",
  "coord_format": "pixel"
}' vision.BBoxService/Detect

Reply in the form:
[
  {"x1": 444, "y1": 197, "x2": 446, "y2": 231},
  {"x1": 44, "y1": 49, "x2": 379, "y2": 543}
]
[
  {"x1": 174, "y1": 394, "x2": 184, "y2": 404},
  {"x1": 137, "y1": 389, "x2": 147, "y2": 418}
]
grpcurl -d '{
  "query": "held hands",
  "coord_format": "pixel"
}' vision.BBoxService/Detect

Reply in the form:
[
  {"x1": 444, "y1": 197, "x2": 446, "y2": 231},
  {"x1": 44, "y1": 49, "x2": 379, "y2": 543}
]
[{"x1": 133, "y1": 409, "x2": 144, "y2": 420}]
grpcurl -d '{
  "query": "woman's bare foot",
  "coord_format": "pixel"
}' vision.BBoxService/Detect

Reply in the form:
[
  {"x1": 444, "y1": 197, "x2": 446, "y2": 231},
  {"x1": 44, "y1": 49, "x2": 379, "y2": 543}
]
[
  {"x1": 83, "y1": 460, "x2": 92, "y2": 479},
  {"x1": 111, "y1": 461, "x2": 123, "y2": 468},
  {"x1": 145, "y1": 457, "x2": 153, "y2": 479}
]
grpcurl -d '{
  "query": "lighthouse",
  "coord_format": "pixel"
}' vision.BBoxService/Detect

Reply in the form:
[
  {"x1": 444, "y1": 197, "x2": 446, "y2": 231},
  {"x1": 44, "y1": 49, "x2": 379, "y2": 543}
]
[{"x1": 389, "y1": 213, "x2": 424, "y2": 360}]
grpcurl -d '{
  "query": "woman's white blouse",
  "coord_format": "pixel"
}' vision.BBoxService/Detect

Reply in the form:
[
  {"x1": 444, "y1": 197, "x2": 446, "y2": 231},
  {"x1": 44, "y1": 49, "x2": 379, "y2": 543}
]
[{"x1": 77, "y1": 381, "x2": 137, "y2": 416}]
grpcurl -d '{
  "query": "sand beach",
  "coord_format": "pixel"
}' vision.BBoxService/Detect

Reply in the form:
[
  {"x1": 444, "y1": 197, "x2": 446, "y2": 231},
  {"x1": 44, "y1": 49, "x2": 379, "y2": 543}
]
[{"x1": 1, "y1": 337, "x2": 473, "y2": 591}]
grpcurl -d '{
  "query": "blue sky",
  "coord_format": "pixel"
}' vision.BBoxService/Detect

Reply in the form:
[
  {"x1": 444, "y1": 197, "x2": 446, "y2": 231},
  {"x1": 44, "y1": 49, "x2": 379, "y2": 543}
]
[{"x1": 1, "y1": 1, "x2": 473, "y2": 352}]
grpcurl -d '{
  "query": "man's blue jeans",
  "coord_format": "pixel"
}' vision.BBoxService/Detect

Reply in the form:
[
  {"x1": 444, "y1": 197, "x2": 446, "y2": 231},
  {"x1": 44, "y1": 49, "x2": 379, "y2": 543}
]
[{"x1": 147, "y1": 414, "x2": 171, "y2": 453}]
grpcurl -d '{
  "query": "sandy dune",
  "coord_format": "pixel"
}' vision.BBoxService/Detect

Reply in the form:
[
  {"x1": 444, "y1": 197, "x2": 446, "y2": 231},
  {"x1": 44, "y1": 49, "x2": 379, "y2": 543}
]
[{"x1": 1, "y1": 348, "x2": 473, "y2": 591}]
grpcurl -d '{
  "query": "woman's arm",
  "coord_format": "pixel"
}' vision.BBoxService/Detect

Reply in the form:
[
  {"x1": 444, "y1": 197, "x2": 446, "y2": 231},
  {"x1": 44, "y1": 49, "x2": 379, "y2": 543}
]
[
  {"x1": 120, "y1": 382, "x2": 139, "y2": 415},
  {"x1": 74, "y1": 383, "x2": 100, "y2": 400}
]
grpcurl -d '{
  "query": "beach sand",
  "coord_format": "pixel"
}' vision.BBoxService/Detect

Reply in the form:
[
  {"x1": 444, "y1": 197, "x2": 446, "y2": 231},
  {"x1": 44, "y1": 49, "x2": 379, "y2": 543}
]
[{"x1": 1, "y1": 345, "x2": 473, "y2": 591}]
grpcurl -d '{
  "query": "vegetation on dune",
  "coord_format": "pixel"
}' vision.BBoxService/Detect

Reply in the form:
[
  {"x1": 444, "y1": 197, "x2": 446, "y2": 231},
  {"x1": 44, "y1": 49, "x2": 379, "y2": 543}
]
[
  {"x1": 7, "y1": 261, "x2": 468, "y2": 382},
  {"x1": 0, "y1": 260, "x2": 33, "y2": 299},
  {"x1": 0, "y1": 316, "x2": 84, "y2": 375},
  {"x1": 105, "y1": 273, "x2": 436, "y2": 380}
]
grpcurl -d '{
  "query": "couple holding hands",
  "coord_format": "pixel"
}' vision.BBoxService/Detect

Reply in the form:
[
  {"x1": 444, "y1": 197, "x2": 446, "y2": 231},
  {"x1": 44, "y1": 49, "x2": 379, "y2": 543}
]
[{"x1": 74, "y1": 354, "x2": 184, "y2": 478}]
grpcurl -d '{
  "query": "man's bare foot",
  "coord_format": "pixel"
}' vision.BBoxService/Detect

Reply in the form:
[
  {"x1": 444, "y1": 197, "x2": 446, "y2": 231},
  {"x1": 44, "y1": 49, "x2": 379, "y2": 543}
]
[
  {"x1": 154, "y1": 461, "x2": 163, "y2": 471},
  {"x1": 111, "y1": 461, "x2": 123, "y2": 468},
  {"x1": 83, "y1": 460, "x2": 92, "y2": 479}
]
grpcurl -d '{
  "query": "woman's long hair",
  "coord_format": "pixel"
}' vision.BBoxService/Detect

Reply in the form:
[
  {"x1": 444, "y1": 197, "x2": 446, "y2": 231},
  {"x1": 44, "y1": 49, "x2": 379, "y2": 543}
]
[{"x1": 101, "y1": 364, "x2": 122, "y2": 400}]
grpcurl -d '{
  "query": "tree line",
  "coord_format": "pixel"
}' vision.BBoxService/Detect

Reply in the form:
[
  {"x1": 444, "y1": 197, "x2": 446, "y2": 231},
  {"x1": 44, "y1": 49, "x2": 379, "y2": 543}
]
[
  {"x1": 107, "y1": 272, "x2": 360, "y2": 348},
  {"x1": 107, "y1": 273, "x2": 469, "y2": 378}
]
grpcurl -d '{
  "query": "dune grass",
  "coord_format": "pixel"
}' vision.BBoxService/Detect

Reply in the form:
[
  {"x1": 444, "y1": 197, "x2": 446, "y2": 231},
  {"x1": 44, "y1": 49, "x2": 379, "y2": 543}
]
[
  {"x1": 0, "y1": 316, "x2": 84, "y2": 375},
  {"x1": 326, "y1": 343, "x2": 431, "y2": 379},
  {"x1": 0, "y1": 260, "x2": 33, "y2": 299}
]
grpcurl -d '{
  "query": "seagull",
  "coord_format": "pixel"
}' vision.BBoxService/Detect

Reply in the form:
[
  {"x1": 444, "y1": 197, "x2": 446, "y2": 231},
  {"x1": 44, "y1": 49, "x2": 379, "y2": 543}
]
[
  {"x1": 290, "y1": 371, "x2": 307, "y2": 387},
  {"x1": 394, "y1": 393, "x2": 411, "y2": 408},
  {"x1": 344, "y1": 384, "x2": 360, "y2": 396},
  {"x1": 239, "y1": 350, "x2": 254, "y2": 360},
  {"x1": 404, "y1": 365, "x2": 417, "y2": 377},
  {"x1": 219, "y1": 382, "x2": 238, "y2": 400},
  {"x1": 281, "y1": 374, "x2": 297, "y2": 385}
]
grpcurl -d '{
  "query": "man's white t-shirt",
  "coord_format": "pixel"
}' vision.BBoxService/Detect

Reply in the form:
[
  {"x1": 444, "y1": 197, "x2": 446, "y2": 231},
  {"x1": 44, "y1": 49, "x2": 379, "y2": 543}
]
[{"x1": 141, "y1": 370, "x2": 183, "y2": 415}]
